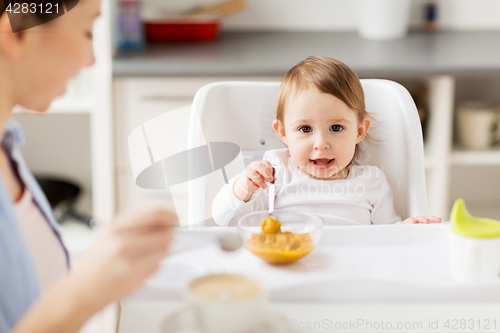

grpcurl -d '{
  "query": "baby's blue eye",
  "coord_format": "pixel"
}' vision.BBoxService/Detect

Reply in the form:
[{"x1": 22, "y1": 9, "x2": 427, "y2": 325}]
[
  {"x1": 298, "y1": 126, "x2": 312, "y2": 133},
  {"x1": 330, "y1": 125, "x2": 344, "y2": 132}
]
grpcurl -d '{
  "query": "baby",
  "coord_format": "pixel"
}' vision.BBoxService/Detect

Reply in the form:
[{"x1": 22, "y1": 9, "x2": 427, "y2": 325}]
[{"x1": 212, "y1": 56, "x2": 441, "y2": 226}]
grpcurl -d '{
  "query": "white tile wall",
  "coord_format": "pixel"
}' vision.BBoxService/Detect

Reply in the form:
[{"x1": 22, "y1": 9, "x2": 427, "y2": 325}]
[{"x1": 220, "y1": 0, "x2": 500, "y2": 31}]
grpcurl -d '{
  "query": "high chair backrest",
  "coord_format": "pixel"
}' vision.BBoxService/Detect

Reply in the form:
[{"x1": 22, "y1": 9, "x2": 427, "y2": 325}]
[{"x1": 187, "y1": 80, "x2": 428, "y2": 225}]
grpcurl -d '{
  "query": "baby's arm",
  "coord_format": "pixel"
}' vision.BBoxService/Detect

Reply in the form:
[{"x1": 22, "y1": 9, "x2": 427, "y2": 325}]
[{"x1": 212, "y1": 160, "x2": 274, "y2": 226}]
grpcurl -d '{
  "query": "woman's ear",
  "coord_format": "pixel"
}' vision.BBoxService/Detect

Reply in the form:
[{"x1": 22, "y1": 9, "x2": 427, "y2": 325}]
[
  {"x1": 272, "y1": 119, "x2": 288, "y2": 146},
  {"x1": 356, "y1": 117, "x2": 371, "y2": 144},
  {"x1": 0, "y1": 13, "x2": 26, "y2": 59}
]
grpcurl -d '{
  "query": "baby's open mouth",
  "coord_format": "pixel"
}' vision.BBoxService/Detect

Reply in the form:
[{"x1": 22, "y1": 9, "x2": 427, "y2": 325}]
[{"x1": 310, "y1": 158, "x2": 335, "y2": 169}]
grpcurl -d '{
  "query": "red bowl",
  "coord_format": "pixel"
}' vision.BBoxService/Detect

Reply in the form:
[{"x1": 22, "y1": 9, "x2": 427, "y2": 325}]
[{"x1": 144, "y1": 16, "x2": 220, "y2": 42}]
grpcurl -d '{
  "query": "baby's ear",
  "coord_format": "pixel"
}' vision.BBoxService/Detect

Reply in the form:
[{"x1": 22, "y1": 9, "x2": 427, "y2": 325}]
[
  {"x1": 272, "y1": 119, "x2": 287, "y2": 145},
  {"x1": 356, "y1": 117, "x2": 371, "y2": 144}
]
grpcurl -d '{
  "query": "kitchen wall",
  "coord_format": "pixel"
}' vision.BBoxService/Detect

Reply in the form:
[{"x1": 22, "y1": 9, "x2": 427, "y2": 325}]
[
  {"x1": 141, "y1": 0, "x2": 500, "y2": 32},
  {"x1": 14, "y1": 114, "x2": 93, "y2": 217},
  {"x1": 220, "y1": 0, "x2": 500, "y2": 31}
]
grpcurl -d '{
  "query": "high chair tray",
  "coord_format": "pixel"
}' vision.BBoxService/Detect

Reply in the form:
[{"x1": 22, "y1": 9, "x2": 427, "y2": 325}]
[{"x1": 137, "y1": 224, "x2": 500, "y2": 303}]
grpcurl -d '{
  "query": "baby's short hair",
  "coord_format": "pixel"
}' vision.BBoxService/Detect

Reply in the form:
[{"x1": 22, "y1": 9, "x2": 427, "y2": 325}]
[
  {"x1": 277, "y1": 56, "x2": 368, "y2": 124},
  {"x1": 277, "y1": 56, "x2": 371, "y2": 165}
]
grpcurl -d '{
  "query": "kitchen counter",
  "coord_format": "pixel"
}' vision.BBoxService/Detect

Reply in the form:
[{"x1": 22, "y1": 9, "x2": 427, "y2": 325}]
[{"x1": 113, "y1": 31, "x2": 500, "y2": 77}]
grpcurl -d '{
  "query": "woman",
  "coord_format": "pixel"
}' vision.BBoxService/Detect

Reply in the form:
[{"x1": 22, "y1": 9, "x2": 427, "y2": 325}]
[{"x1": 0, "y1": 0, "x2": 176, "y2": 332}]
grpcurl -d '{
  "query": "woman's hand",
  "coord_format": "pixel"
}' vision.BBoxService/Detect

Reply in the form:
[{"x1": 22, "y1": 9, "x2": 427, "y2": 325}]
[
  {"x1": 233, "y1": 160, "x2": 274, "y2": 202},
  {"x1": 69, "y1": 208, "x2": 177, "y2": 310},
  {"x1": 12, "y1": 208, "x2": 178, "y2": 333},
  {"x1": 400, "y1": 216, "x2": 442, "y2": 224}
]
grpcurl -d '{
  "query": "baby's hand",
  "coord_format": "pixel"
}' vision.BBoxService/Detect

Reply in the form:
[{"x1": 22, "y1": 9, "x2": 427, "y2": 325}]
[
  {"x1": 400, "y1": 216, "x2": 442, "y2": 224},
  {"x1": 234, "y1": 160, "x2": 274, "y2": 202}
]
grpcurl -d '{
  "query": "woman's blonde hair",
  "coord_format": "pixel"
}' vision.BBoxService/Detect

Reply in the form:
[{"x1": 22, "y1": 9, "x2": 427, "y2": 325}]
[{"x1": 277, "y1": 56, "x2": 371, "y2": 165}]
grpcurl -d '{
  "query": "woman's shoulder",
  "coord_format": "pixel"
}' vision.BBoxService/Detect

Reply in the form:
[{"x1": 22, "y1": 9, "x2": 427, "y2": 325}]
[{"x1": 2, "y1": 119, "x2": 26, "y2": 149}]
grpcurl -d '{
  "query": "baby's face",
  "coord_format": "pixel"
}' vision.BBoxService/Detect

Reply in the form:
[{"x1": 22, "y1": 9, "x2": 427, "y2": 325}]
[{"x1": 274, "y1": 86, "x2": 370, "y2": 180}]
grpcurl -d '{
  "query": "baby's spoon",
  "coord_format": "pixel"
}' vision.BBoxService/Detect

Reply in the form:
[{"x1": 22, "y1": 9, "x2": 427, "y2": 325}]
[{"x1": 268, "y1": 167, "x2": 276, "y2": 218}]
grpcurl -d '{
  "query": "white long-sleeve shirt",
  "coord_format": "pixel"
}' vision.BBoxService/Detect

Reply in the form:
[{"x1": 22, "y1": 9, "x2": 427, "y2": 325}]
[{"x1": 212, "y1": 148, "x2": 401, "y2": 226}]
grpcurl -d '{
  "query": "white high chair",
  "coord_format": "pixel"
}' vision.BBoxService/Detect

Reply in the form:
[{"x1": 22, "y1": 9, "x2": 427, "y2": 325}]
[{"x1": 187, "y1": 80, "x2": 428, "y2": 226}]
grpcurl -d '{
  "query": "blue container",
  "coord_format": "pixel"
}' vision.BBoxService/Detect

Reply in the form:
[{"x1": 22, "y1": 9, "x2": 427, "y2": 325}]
[{"x1": 116, "y1": 0, "x2": 144, "y2": 50}]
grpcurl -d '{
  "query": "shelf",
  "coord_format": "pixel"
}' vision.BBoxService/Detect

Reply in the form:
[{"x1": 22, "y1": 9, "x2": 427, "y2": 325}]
[
  {"x1": 450, "y1": 144, "x2": 500, "y2": 165},
  {"x1": 113, "y1": 31, "x2": 500, "y2": 78},
  {"x1": 13, "y1": 94, "x2": 95, "y2": 115}
]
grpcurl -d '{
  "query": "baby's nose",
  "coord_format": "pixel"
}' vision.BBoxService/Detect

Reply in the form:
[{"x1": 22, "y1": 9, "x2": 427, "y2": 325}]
[{"x1": 313, "y1": 135, "x2": 330, "y2": 150}]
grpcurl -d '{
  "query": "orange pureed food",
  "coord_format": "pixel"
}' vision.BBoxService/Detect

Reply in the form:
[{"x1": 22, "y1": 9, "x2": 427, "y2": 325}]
[
  {"x1": 261, "y1": 216, "x2": 281, "y2": 234},
  {"x1": 245, "y1": 216, "x2": 315, "y2": 264}
]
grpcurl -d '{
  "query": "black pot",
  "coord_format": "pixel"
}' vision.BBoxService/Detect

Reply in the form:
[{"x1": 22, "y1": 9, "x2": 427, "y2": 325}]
[{"x1": 35, "y1": 177, "x2": 96, "y2": 228}]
